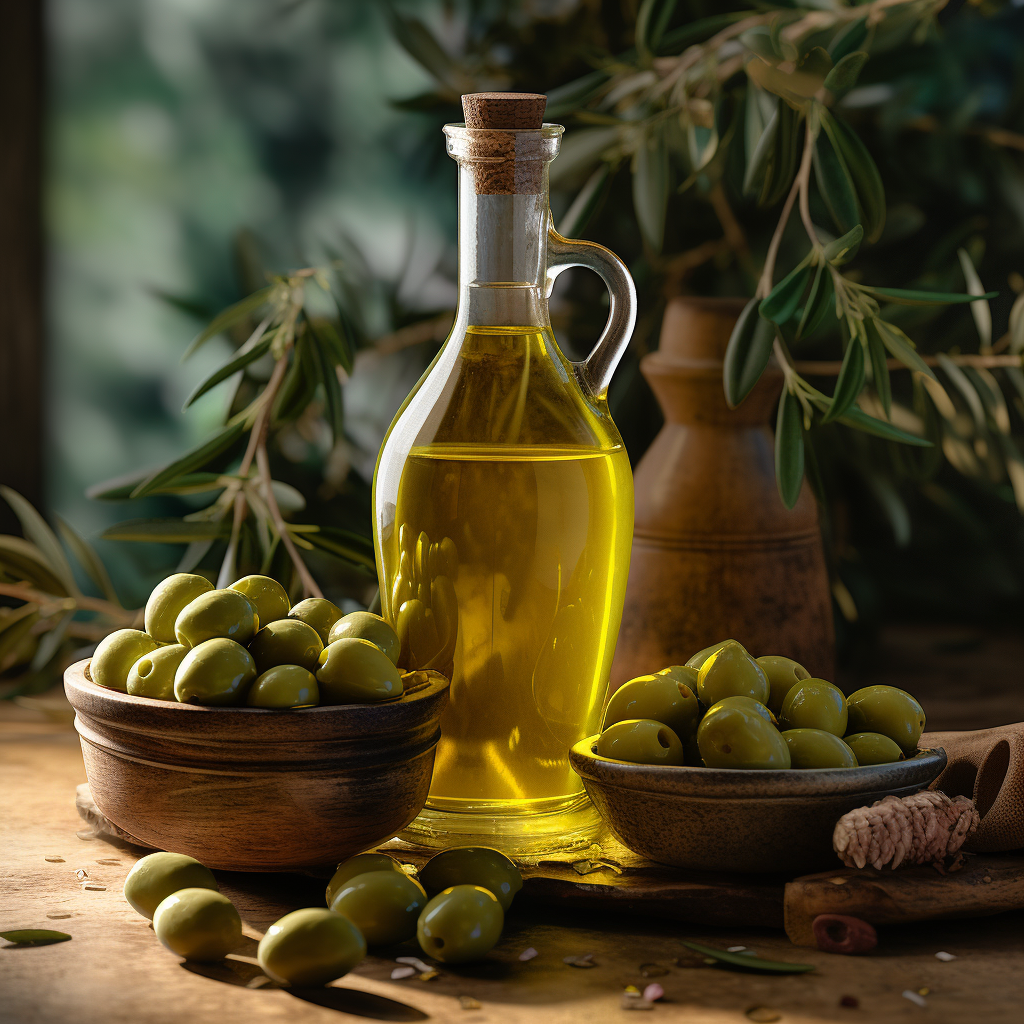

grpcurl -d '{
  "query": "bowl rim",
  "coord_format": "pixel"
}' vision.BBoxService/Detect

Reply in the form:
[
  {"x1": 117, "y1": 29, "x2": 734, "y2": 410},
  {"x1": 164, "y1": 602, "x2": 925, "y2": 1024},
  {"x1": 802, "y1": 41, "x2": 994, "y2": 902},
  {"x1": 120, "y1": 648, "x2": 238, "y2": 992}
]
[{"x1": 569, "y1": 734, "x2": 946, "y2": 797}]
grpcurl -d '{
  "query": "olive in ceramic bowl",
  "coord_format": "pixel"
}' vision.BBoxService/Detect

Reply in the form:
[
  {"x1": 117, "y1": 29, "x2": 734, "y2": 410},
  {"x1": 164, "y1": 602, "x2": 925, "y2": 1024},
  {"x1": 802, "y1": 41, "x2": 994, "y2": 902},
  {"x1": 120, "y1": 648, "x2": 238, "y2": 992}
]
[
  {"x1": 229, "y1": 575, "x2": 291, "y2": 627},
  {"x1": 175, "y1": 589, "x2": 259, "y2": 648},
  {"x1": 328, "y1": 611, "x2": 401, "y2": 665},
  {"x1": 248, "y1": 619, "x2": 323, "y2": 674}
]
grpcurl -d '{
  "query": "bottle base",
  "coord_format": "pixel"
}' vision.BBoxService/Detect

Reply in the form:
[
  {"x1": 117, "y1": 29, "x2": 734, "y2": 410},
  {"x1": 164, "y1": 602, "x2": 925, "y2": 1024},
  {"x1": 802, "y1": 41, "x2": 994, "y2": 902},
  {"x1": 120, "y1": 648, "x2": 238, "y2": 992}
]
[{"x1": 399, "y1": 794, "x2": 604, "y2": 858}]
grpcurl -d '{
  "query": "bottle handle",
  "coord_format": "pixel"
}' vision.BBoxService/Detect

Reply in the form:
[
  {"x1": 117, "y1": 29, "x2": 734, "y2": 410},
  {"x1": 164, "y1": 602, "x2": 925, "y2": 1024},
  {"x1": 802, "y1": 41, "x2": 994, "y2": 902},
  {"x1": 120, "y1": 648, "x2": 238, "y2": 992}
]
[{"x1": 546, "y1": 226, "x2": 637, "y2": 399}]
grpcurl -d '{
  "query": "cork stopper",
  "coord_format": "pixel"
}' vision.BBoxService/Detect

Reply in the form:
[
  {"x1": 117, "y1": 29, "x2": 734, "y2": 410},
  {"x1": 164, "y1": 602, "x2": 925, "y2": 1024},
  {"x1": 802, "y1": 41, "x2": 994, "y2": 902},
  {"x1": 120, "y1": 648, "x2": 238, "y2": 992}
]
[{"x1": 462, "y1": 92, "x2": 546, "y2": 129}]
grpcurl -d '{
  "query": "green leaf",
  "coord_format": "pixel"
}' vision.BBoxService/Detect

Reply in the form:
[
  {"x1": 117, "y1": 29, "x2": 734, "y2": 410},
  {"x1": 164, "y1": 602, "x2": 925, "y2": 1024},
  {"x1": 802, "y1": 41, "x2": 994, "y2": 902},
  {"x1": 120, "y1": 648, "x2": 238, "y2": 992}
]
[
  {"x1": 1008, "y1": 293, "x2": 1024, "y2": 354},
  {"x1": 632, "y1": 125, "x2": 669, "y2": 252},
  {"x1": 724, "y1": 298, "x2": 776, "y2": 407},
  {"x1": 545, "y1": 70, "x2": 610, "y2": 118},
  {"x1": 102, "y1": 519, "x2": 232, "y2": 544},
  {"x1": 0, "y1": 606, "x2": 40, "y2": 670},
  {"x1": 957, "y1": 247, "x2": 993, "y2": 348},
  {"x1": 182, "y1": 286, "x2": 273, "y2": 361},
  {"x1": 130, "y1": 422, "x2": 247, "y2": 499},
  {"x1": 55, "y1": 516, "x2": 120, "y2": 605},
  {"x1": 821, "y1": 110, "x2": 885, "y2": 243},
  {"x1": 799, "y1": 46, "x2": 833, "y2": 80},
  {"x1": 760, "y1": 101, "x2": 801, "y2": 207},
  {"x1": 829, "y1": 18, "x2": 868, "y2": 62},
  {"x1": 636, "y1": 0, "x2": 678, "y2": 64},
  {"x1": 775, "y1": 391, "x2": 805, "y2": 510},
  {"x1": 836, "y1": 407, "x2": 932, "y2": 446},
  {"x1": 309, "y1": 317, "x2": 355, "y2": 376},
  {"x1": 741, "y1": 27, "x2": 779, "y2": 63},
  {"x1": 813, "y1": 124, "x2": 859, "y2": 237},
  {"x1": 31, "y1": 610, "x2": 75, "y2": 672},
  {"x1": 272, "y1": 337, "x2": 318, "y2": 425},
  {"x1": 936, "y1": 353, "x2": 986, "y2": 431},
  {"x1": 550, "y1": 128, "x2": 620, "y2": 187},
  {"x1": 0, "y1": 488, "x2": 78, "y2": 596},
  {"x1": 823, "y1": 51, "x2": 868, "y2": 100},
  {"x1": 305, "y1": 527, "x2": 376, "y2": 571},
  {"x1": 760, "y1": 261, "x2": 813, "y2": 325},
  {"x1": 744, "y1": 103, "x2": 778, "y2": 197},
  {"x1": 0, "y1": 929, "x2": 71, "y2": 947},
  {"x1": 822, "y1": 336, "x2": 866, "y2": 424},
  {"x1": 0, "y1": 537, "x2": 70, "y2": 596},
  {"x1": 558, "y1": 164, "x2": 611, "y2": 239},
  {"x1": 796, "y1": 264, "x2": 836, "y2": 340},
  {"x1": 385, "y1": 9, "x2": 467, "y2": 93},
  {"x1": 865, "y1": 319, "x2": 892, "y2": 416},
  {"x1": 307, "y1": 323, "x2": 345, "y2": 443},
  {"x1": 823, "y1": 224, "x2": 864, "y2": 265},
  {"x1": 659, "y1": 12, "x2": 750, "y2": 55},
  {"x1": 681, "y1": 940, "x2": 813, "y2": 975},
  {"x1": 861, "y1": 286, "x2": 998, "y2": 306},
  {"x1": 87, "y1": 472, "x2": 224, "y2": 501},
  {"x1": 183, "y1": 325, "x2": 275, "y2": 409},
  {"x1": 873, "y1": 319, "x2": 937, "y2": 380}
]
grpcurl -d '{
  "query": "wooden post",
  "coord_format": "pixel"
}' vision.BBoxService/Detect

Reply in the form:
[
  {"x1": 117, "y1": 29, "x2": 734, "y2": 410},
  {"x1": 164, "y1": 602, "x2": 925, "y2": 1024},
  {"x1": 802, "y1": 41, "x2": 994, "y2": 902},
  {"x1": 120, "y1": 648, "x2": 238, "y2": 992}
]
[{"x1": 0, "y1": 0, "x2": 45, "y2": 532}]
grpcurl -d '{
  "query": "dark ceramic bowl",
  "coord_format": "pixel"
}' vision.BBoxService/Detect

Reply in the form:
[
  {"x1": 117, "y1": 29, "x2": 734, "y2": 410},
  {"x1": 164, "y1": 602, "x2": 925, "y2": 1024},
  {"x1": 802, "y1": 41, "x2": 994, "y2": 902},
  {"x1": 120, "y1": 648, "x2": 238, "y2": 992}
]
[
  {"x1": 65, "y1": 659, "x2": 449, "y2": 872},
  {"x1": 569, "y1": 737, "x2": 946, "y2": 875}
]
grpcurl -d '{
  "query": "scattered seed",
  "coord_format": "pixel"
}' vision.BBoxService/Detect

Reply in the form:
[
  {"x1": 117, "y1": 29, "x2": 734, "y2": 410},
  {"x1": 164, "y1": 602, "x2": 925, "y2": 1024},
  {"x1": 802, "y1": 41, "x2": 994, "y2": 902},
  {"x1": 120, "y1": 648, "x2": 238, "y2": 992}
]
[
  {"x1": 839, "y1": 995, "x2": 859, "y2": 1008},
  {"x1": 640, "y1": 963, "x2": 668, "y2": 978},
  {"x1": 728, "y1": 946, "x2": 748, "y2": 953},
  {"x1": 745, "y1": 1008, "x2": 782, "y2": 1023},
  {"x1": 518, "y1": 947, "x2": 538, "y2": 961},
  {"x1": 643, "y1": 983, "x2": 664, "y2": 1002},
  {"x1": 829, "y1": 877, "x2": 847, "y2": 885},
  {"x1": 419, "y1": 970, "x2": 439, "y2": 981},
  {"x1": 918, "y1": 988, "x2": 929, "y2": 996},
  {"x1": 46, "y1": 913, "x2": 71, "y2": 920},
  {"x1": 396, "y1": 956, "x2": 432, "y2": 973},
  {"x1": 391, "y1": 967, "x2": 416, "y2": 980},
  {"x1": 44, "y1": 856, "x2": 64, "y2": 863},
  {"x1": 96, "y1": 859, "x2": 121, "y2": 866},
  {"x1": 682, "y1": 941, "x2": 814, "y2": 975},
  {"x1": 82, "y1": 883, "x2": 106, "y2": 891},
  {"x1": 74, "y1": 869, "x2": 89, "y2": 880},
  {"x1": 935, "y1": 951, "x2": 957, "y2": 962},
  {"x1": 902, "y1": 990, "x2": 927, "y2": 1008},
  {"x1": 563, "y1": 954, "x2": 596, "y2": 968},
  {"x1": 459, "y1": 996, "x2": 481, "y2": 1010}
]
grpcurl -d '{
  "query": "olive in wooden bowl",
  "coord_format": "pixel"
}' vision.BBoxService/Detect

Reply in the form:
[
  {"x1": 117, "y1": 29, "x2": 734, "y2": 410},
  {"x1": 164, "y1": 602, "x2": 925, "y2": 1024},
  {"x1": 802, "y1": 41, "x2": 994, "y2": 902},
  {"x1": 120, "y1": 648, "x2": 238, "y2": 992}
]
[{"x1": 64, "y1": 659, "x2": 449, "y2": 871}]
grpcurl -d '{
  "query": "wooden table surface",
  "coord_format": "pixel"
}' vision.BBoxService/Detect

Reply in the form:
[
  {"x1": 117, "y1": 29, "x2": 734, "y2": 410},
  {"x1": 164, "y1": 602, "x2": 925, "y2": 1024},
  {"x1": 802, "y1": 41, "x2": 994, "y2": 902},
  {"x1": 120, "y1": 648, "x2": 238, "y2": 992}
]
[{"x1": 4, "y1": 625, "x2": 1024, "y2": 1024}]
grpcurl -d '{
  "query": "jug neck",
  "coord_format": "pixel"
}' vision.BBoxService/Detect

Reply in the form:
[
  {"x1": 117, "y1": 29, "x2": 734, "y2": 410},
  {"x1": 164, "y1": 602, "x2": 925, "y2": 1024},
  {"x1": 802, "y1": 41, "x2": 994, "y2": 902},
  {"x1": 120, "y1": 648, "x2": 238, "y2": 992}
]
[{"x1": 445, "y1": 124, "x2": 563, "y2": 329}]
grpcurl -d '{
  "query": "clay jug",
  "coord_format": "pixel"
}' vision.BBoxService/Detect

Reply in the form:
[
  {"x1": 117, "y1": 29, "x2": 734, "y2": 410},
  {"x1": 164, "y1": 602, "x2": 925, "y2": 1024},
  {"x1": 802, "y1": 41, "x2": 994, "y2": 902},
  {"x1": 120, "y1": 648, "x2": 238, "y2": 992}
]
[{"x1": 610, "y1": 296, "x2": 835, "y2": 686}]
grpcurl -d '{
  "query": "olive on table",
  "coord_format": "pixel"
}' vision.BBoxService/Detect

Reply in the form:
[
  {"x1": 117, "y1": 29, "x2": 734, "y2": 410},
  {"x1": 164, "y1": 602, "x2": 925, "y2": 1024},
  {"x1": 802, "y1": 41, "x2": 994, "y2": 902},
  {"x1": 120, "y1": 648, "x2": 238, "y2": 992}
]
[
  {"x1": 90, "y1": 629, "x2": 161, "y2": 692},
  {"x1": 757, "y1": 655, "x2": 811, "y2": 714},
  {"x1": 697, "y1": 701, "x2": 791, "y2": 769},
  {"x1": 325, "y1": 853, "x2": 403, "y2": 908},
  {"x1": 123, "y1": 852, "x2": 218, "y2": 919},
  {"x1": 782, "y1": 729, "x2": 859, "y2": 769},
  {"x1": 145, "y1": 573, "x2": 214, "y2": 643},
  {"x1": 594, "y1": 719, "x2": 684, "y2": 766},
  {"x1": 603, "y1": 674, "x2": 700, "y2": 739},
  {"x1": 709, "y1": 695, "x2": 777, "y2": 725},
  {"x1": 257, "y1": 908, "x2": 366, "y2": 987},
  {"x1": 844, "y1": 731, "x2": 906, "y2": 766},
  {"x1": 248, "y1": 619, "x2": 323, "y2": 674},
  {"x1": 329, "y1": 870, "x2": 427, "y2": 946},
  {"x1": 846, "y1": 685, "x2": 926, "y2": 754},
  {"x1": 153, "y1": 888, "x2": 241, "y2": 961},
  {"x1": 175, "y1": 589, "x2": 259, "y2": 648},
  {"x1": 229, "y1": 575, "x2": 290, "y2": 627},
  {"x1": 780, "y1": 679, "x2": 848, "y2": 737},
  {"x1": 174, "y1": 637, "x2": 257, "y2": 705},
  {"x1": 697, "y1": 640, "x2": 770, "y2": 707},
  {"x1": 328, "y1": 611, "x2": 401, "y2": 665},
  {"x1": 288, "y1": 598, "x2": 343, "y2": 645},
  {"x1": 317, "y1": 638, "x2": 403, "y2": 704},
  {"x1": 126, "y1": 644, "x2": 189, "y2": 701},
  {"x1": 685, "y1": 639, "x2": 741, "y2": 671},
  {"x1": 419, "y1": 848, "x2": 522, "y2": 911},
  {"x1": 246, "y1": 665, "x2": 318, "y2": 709},
  {"x1": 416, "y1": 885, "x2": 504, "y2": 964}
]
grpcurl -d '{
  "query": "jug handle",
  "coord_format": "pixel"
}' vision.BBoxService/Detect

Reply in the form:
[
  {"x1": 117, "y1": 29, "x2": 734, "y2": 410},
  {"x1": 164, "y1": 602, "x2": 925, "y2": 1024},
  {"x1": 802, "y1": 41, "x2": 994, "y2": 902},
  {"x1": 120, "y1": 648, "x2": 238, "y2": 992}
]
[{"x1": 546, "y1": 226, "x2": 637, "y2": 399}]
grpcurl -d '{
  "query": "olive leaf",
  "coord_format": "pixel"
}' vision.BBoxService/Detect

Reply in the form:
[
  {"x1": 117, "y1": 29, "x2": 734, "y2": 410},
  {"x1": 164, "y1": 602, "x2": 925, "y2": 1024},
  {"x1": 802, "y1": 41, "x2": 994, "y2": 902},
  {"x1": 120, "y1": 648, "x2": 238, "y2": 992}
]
[
  {"x1": 0, "y1": 487, "x2": 79, "y2": 596},
  {"x1": 957, "y1": 247, "x2": 993, "y2": 349},
  {"x1": 865, "y1": 318, "x2": 893, "y2": 416},
  {"x1": 129, "y1": 422, "x2": 247, "y2": 499},
  {"x1": 829, "y1": 17, "x2": 868, "y2": 61},
  {"x1": 724, "y1": 298, "x2": 776, "y2": 408},
  {"x1": 0, "y1": 536, "x2": 70, "y2": 596},
  {"x1": 796, "y1": 264, "x2": 836, "y2": 340},
  {"x1": 862, "y1": 286, "x2": 998, "y2": 306},
  {"x1": 558, "y1": 164, "x2": 611, "y2": 239},
  {"x1": 306, "y1": 319, "x2": 345, "y2": 443},
  {"x1": 632, "y1": 124, "x2": 669, "y2": 252},
  {"x1": 273, "y1": 335, "x2": 318, "y2": 424},
  {"x1": 384, "y1": 7, "x2": 472, "y2": 95},
  {"x1": 823, "y1": 51, "x2": 869, "y2": 101},
  {"x1": 183, "y1": 322, "x2": 275, "y2": 409},
  {"x1": 741, "y1": 27, "x2": 779, "y2": 63},
  {"x1": 799, "y1": 46, "x2": 833, "y2": 80},
  {"x1": 813, "y1": 123, "x2": 860, "y2": 237},
  {"x1": 0, "y1": 930, "x2": 71, "y2": 947},
  {"x1": 822, "y1": 224, "x2": 864, "y2": 265},
  {"x1": 309, "y1": 316, "x2": 355, "y2": 375},
  {"x1": 181, "y1": 286, "x2": 273, "y2": 361},
  {"x1": 744, "y1": 101, "x2": 778, "y2": 197},
  {"x1": 305, "y1": 527, "x2": 376, "y2": 571},
  {"x1": 822, "y1": 334, "x2": 866, "y2": 424},
  {"x1": 635, "y1": 0, "x2": 679, "y2": 65},
  {"x1": 87, "y1": 471, "x2": 223, "y2": 501},
  {"x1": 545, "y1": 70, "x2": 611, "y2": 118},
  {"x1": 31, "y1": 610, "x2": 75, "y2": 673},
  {"x1": 761, "y1": 100, "x2": 801, "y2": 207},
  {"x1": 681, "y1": 941, "x2": 814, "y2": 974},
  {"x1": 55, "y1": 515, "x2": 120, "y2": 605},
  {"x1": 101, "y1": 519, "x2": 233, "y2": 544},
  {"x1": 760, "y1": 260, "x2": 813, "y2": 324},
  {"x1": 659, "y1": 11, "x2": 749, "y2": 55},
  {"x1": 836, "y1": 407, "x2": 932, "y2": 446},
  {"x1": 873, "y1": 319, "x2": 937, "y2": 380},
  {"x1": 820, "y1": 110, "x2": 885, "y2": 243},
  {"x1": 775, "y1": 390, "x2": 805, "y2": 509}
]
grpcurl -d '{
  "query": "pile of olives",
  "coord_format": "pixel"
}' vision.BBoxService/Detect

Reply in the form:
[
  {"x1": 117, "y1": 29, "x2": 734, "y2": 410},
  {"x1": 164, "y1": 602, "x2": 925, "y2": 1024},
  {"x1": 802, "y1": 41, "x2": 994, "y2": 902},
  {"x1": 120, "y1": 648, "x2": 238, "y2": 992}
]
[
  {"x1": 90, "y1": 573, "x2": 404, "y2": 708},
  {"x1": 124, "y1": 846, "x2": 523, "y2": 983},
  {"x1": 595, "y1": 640, "x2": 927, "y2": 770}
]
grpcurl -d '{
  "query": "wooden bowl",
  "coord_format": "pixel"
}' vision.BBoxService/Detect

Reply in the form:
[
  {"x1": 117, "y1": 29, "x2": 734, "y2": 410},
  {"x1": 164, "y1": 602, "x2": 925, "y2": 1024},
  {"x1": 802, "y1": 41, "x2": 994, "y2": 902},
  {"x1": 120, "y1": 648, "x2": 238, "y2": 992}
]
[
  {"x1": 65, "y1": 660, "x2": 450, "y2": 871},
  {"x1": 569, "y1": 738, "x2": 947, "y2": 875}
]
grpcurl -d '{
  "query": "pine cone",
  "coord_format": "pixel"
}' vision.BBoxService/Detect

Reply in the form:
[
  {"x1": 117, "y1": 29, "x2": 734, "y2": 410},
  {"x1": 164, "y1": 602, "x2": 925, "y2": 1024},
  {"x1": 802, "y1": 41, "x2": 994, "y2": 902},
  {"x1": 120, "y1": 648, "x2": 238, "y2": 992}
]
[{"x1": 833, "y1": 790, "x2": 979, "y2": 870}]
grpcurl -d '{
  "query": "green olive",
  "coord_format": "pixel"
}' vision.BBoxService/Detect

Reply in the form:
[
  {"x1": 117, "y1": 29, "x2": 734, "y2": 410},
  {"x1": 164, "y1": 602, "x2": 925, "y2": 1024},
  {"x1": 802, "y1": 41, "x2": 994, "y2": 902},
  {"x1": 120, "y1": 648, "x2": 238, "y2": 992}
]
[
  {"x1": 846, "y1": 685, "x2": 926, "y2": 753},
  {"x1": 246, "y1": 665, "x2": 318, "y2": 708},
  {"x1": 697, "y1": 641, "x2": 770, "y2": 707},
  {"x1": 709, "y1": 695, "x2": 777, "y2": 725},
  {"x1": 248, "y1": 619, "x2": 323, "y2": 674},
  {"x1": 603, "y1": 674, "x2": 700, "y2": 739},
  {"x1": 325, "y1": 854, "x2": 403, "y2": 908},
  {"x1": 145, "y1": 573, "x2": 214, "y2": 643},
  {"x1": 317, "y1": 638, "x2": 403, "y2": 704},
  {"x1": 90, "y1": 629, "x2": 161, "y2": 692},
  {"x1": 685, "y1": 639, "x2": 742, "y2": 671},
  {"x1": 329, "y1": 870, "x2": 427, "y2": 946},
  {"x1": 757, "y1": 655, "x2": 811, "y2": 714},
  {"x1": 153, "y1": 888, "x2": 242, "y2": 961},
  {"x1": 418, "y1": 848, "x2": 522, "y2": 911},
  {"x1": 229, "y1": 575, "x2": 291, "y2": 626},
  {"x1": 844, "y1": 732, "x2": 906, "y2": 766},
  {"x1": 123, "y1": 852, "x2": 219, "y2": 919},
  {"x1": 594, "y1": 719, "x2": 685, "y2": 766},
  {"x1": 697, "y1": 702, "x2": 791, "y2": 769},
  {"x1": 174, "y1": 637, "x2": 257, "y2": 705},
  {"x1": 175, "y1": 589, "x2": 259, "y2": 648},
  {"x1": 257, "y1": 908, "x2": 366, "y2": 987},
  {"x1": 127, "y1": 644, "x2": 189, "y2": 701},
  {"x1": 780, "y1": 679, "x2": 848, "y2": 737},
  {"x1": 416, "y1": 885, "x2": 504, "y2": 964},
  {"x1": 782, "y1": 728, "x2": 859, "y2": 769},
  {"x1": 328, "y1": 611, "x2": 401, "y2": 665},
  {"x1": 655, "y1": 664, "x2": 700, "y2": 691},
  {"x1": 288, "y1": 598, "x2": 343, "y2": 645}
]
